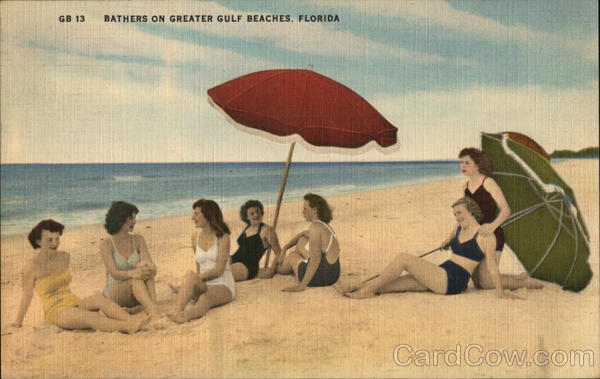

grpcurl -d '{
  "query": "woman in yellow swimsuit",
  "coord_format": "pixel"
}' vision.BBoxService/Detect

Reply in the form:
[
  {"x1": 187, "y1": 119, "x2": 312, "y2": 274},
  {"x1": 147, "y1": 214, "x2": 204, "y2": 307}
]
[{"x1": 11, "y1": 220, "x2": 149, "y2": 333}]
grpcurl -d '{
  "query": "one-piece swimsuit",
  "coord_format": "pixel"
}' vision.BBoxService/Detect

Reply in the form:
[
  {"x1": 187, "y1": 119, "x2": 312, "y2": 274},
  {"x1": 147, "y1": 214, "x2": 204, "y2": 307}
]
[
  {"x1": 195, "y1": 234, "x2": 236, "y2": 298},
  {"x1": 465, "y1": 177, "x2": 505, "y2": 251},
  {"x1": 231, "y1": 223, "x2": 266, "y2": 280},
  {"x1": 103, "y1": 235, "x2": 140, "y2": 297},
  {"x1": 297, "y1": 220, "x2": 341, "y2": 287}
]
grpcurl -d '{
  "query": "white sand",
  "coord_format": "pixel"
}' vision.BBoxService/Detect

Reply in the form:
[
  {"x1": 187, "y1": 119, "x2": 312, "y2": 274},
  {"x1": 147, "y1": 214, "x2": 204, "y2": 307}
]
[{"x1": 1, "y1": 160, "x2": 598, "y2": 378}]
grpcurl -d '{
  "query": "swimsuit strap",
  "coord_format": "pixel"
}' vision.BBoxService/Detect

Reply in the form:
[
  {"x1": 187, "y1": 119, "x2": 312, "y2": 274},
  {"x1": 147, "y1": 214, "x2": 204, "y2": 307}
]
[
  {"x1": 257, "y1": 222, "x2": 264, "y2": 235},
  {"x1": 315, "y1": 220, "x2": 336, "y2": 253},
  {"x1": 482, "y1": 176, "x2": 488, "y2": 185},
  {"x1": 109, "y1": 236, "x2": 119, "y2": 254},
  {"x1": 195, "y1": 231, "x2": 201, "y2": 249}
]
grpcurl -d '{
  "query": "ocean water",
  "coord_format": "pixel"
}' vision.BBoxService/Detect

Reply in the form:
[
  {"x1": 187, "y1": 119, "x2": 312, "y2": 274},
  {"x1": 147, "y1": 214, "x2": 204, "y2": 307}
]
[{"x1": 1, "y1": 162, "x2": 459, "y2": 235}]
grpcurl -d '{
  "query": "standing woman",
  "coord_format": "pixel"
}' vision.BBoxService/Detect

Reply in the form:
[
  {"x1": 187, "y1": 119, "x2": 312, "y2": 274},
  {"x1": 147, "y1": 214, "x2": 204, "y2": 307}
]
[
  {"x1": 230, "y1": 200, "x2": 282, "y2": 281},
  {"x1": 453, "y1": 148, "x2": 542, "y2": 290},
  {"x1": 12, "y1": 220, "x2": 149, "y2": 333},
  {"x1": 278, "y1": 193, "x2": 341, "y2": 291},
  {"x1": 100, "y1": 201, "x2": 159, "y2": 317},
  {"x1": 167, "y1": 199, "x2": 235, "y2": 323}
]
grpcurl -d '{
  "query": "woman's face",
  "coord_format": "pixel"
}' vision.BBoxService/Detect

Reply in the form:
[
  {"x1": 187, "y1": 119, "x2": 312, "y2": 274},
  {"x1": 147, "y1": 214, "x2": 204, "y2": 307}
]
[
  {"x1": 192, "y1": 207, "x2": 208, "y2": 228},
  {"x1": 121, "y1": 213, "x2": 137, "y2": 233},
  {"x1": 459, "y1": 155, "x2": 479, "y2": 176},
  {"x1": 38, "y1": 230, "x2": 61, "y2": 252},
  {"x1": 452, "y1": 204, "x2": 472, "y2": 226},
  {"x1": 302, "y1": 200, "x2": 317, "y2": 221},
  {"x1": 246, "y1": 207, "x2": 263, "y2": 226}
]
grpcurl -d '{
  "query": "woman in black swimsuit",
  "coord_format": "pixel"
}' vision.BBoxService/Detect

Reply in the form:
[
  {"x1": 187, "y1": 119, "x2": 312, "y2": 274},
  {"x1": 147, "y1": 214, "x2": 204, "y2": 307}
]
[
  {"x1": 230, "y1": 200, "x2": 282, "y2": 281},
  {"x1": 278, "y1": 193, "x2": 341, "y2": 291}
]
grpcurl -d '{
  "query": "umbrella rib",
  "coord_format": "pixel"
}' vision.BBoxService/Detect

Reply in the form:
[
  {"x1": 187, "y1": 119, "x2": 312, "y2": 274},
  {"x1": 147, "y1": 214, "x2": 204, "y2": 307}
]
[
  {"x1": 502, "y1": 202, "x2": 547, "y2": 227},
  {"x1": 222, "y1": 71, "x2": 289, "y2": 106},
  {"x1": 530, "y1": 200, "x2": 564, "y2": 274},
  {"x1": 561, "y1": 206, "x2": 580, "y2": 287}
]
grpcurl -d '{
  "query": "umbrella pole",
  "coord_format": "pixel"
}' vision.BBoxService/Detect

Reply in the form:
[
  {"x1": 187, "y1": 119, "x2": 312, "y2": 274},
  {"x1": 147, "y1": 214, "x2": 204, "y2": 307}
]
[{"x1": 264, "y1": 142, "x2": 296, "y2": 268}]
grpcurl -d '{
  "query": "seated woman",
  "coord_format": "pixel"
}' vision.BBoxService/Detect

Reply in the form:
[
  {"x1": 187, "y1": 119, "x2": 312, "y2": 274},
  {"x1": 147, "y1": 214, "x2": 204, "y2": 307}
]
[
  {"x1": 167, "y1": 199, "x2": 235, "y2": 323},
  {"x1": 11, "y1": 220, "x2": 149, "y2": 333},
  {"x1": 99, "y1": 201, "x2": 159, "y2": 317},
  {"x1": 345, "y1": 197, "x2": 521, "y2": 299},
  {"x1": 230, "y1": 200, "x2": 282, "y2": 281},
  {"x1": 278, "y1": 193, "x2": 340, "y2": 292}
]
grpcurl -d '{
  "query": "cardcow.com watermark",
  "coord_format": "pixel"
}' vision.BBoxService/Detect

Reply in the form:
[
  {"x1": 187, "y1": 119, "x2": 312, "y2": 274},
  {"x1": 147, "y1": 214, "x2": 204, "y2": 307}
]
[{"x1": 393, "y1": 344, "x2": 594, "y2": 367}]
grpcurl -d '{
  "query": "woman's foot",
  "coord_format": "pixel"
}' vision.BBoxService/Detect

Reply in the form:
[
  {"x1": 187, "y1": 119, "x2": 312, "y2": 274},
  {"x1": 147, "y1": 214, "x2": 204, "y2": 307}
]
[
  {"x1": 345, "y1": 283, "x2": 378, "y2": 299},
  {"x1": 166, "y1": 311, "x2": 189, "y2": 324},
  {"x1": 126, "y1": 315, "x2": 151, "y2": 334},
  {"x1": 525, "y1": 277, "x2": 544, "y2": 289}
]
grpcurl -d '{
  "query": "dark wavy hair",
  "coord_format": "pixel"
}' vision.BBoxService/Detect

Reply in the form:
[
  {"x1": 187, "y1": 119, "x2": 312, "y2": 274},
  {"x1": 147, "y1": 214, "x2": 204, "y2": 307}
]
[
  {"x1": 104, "y1": 201, "x2": 139, "y2": 235},
  {"x1": 28, "y1": 219, "x2": 65, "y2": 249},
  {"x1": 304, "y1": 193, "x2": 332, "y2": 223},
  {"x1": 452, "y1": 197, "x2": 483, "y2": 223},
  {"x1": 240, "y1": 200, "x2": 264, "y2": 225},
  {"x1": 193, "y1": 199, "x2": 230, "y2": 237},
  {"x1": 458, "y1": 148, "x2": 493, "y2": 177}
]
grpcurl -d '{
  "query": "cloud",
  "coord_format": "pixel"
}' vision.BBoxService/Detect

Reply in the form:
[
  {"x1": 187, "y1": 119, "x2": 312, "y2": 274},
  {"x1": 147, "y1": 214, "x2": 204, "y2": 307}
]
[{"x1": 314, "y1": 0, "x2": 596, "y2": 62}]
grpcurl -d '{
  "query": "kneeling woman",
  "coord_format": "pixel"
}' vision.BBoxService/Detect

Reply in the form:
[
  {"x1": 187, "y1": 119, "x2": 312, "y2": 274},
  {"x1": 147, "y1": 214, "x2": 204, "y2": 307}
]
[
  {"x1": 346, "y1": 197, "x2": 520, "y2": 299},
  {"x1": 278, "y1": 193, "x2": 341, "y2": 292},
  {"x1": 167, "y1": 199, "x2": 235, "y2": 323},
  {"x1": 12, "y1": 220, "x2": 149, "y2": 333},
  {"x1": 230, "y1": 200, "x2": 282, "y2": 281}
]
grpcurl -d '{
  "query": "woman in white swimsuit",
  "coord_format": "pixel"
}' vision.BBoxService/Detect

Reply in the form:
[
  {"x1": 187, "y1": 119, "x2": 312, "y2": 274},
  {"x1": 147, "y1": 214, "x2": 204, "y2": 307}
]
[
  {"x1": 99, "y1": 201, "x2": 159, "y2": 317},
  {"x1": 167, "y1": 199, "x2": 235, "y2": 323}
]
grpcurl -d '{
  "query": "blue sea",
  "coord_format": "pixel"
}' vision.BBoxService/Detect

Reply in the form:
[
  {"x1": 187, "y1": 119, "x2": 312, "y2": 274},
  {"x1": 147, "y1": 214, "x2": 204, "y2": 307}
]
[{"x1": 1, "y1": 162, "x2": 460, "y2": 235}]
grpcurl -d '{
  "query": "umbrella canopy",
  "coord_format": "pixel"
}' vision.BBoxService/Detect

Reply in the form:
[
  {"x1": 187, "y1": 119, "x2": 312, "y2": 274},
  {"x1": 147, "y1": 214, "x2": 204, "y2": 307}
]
[
  {"x1": 482, "y1": 132, "x2": 592, "y2": 292},
  {"x1": 207, "y1": 68, "x2": 398, "y2": 267},
  {"x1": 207, "y1": 69, "x2": 398, "y2": 151}
]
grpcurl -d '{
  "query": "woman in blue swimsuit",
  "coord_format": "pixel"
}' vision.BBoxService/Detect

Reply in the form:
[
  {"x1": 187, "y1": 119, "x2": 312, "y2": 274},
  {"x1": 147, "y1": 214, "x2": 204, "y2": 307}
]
[
  {"x1": 346, "y1": 197, "x2": 520, "y2": 299},
  {"x1": 99, "y1": 201, "x2": 159, "y2": 317},
  {"x1": 278, "y1": 193, "x2": 341, "y2": 292}
]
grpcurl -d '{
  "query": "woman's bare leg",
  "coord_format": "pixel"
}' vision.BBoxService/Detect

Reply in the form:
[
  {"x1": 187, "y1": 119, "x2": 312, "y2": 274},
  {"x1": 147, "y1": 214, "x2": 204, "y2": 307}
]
[
  {"x1": 230, "y1": 262, "x2": 249, "y2": 282},
  {"x1": 53, "y1": 307, "x2": 150, "y2": 334},
  {"x1": 169, "y1": 271, "x2": 207, "y2": 313},
  {"x1": 80, "y1": 293, "x2": 134, "y2": 321},
  {"x1": 473, "y1": 256, "x2": 543, "y2": 290},
  {"x1": 167, "y1": 285, "x2": 232, "y2": 324},
  {"x1": 348, "y1": 253, "x2": 447, "y2": 299},
  {"x1": 286, "y1": 252, "x2": 305, "y2": 278},
  {"x1": 146, "y1": 278, "x2": 158, "y2": 302},
  {"x1": 131, "y1": 279, "x2": 159, "y2": 316}
]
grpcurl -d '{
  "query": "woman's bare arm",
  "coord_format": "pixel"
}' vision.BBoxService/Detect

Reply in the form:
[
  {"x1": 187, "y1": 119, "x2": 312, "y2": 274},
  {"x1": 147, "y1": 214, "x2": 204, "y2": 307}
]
[
  {"x1": 99, "y1": 239, "x2": 142, "y2": 280},
  {"x1": 12, "y1": 261, "x2": 36, "y2": 327}
]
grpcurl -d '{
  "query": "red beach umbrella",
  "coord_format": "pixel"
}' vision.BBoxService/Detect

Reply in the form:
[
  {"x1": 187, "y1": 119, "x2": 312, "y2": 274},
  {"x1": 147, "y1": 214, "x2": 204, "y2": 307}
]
[{"x1": 207, "y1": 68, "x2": 398, "y2": 266}]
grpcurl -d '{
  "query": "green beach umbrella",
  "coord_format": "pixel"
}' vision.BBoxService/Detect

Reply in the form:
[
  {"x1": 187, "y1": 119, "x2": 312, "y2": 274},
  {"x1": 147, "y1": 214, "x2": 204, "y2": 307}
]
[{"x1": 481, "y1": 132, "x2": 593, "y2": 292}]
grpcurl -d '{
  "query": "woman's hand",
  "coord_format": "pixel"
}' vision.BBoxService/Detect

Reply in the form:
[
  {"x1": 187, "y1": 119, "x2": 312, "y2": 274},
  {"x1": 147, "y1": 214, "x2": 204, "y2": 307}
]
[
  {"x1": 138, "y1": 261, "x2": 156, "y2": 280},
  {"x1": 479, "y1": 223, "x2": 495, "y2": 236},
  {"x1": 282, "y1": 284, "x2": 306, "y2": 292},
  {"x1": 257, "y1": 267, "x2": 276, "y2": 279}
]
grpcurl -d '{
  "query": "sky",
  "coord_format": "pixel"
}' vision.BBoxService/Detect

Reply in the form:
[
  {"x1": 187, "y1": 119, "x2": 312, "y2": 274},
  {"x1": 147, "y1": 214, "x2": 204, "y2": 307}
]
[{"x1": 1, "y1": 0, "x2": 598, "y2": 163}]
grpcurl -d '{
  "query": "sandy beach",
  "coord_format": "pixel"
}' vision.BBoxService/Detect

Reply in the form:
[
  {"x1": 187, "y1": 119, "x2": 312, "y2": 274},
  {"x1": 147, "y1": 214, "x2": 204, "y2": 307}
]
[{"x1": 1, "y1": 159, "x2": 598, "y2": 378}]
